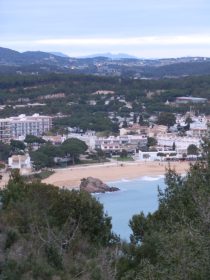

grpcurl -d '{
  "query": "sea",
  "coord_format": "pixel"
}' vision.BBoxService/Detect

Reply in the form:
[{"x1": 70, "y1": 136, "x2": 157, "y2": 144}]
[{"x1": 95, "y1": 176, "x2": 166, "y2": 241}]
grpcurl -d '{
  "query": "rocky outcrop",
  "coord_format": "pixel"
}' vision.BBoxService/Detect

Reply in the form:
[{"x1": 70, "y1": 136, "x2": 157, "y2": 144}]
[{"x1": 80, "y1": 177, "x2": 119, "y2": 193}]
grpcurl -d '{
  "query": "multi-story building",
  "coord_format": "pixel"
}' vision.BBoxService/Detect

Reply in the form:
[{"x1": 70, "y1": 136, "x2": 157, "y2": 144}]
[
  {"x1": 157, "y1": 134, "x2": 201, "y2": 149},
  {"x1": 95, "y1": 135, "x2": 147, "y2": 152},
  {"x1": 0, "y1": 114, "x2": 52, "y2": 143},
  {"x1": 0, "y1": 119, "x2": 11, "y2": 143}
]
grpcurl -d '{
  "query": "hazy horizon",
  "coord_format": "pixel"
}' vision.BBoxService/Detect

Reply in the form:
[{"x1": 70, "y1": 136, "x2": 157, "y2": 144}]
[{"x1": 2, "y1": 46, "x2": 210, "y2": 60}]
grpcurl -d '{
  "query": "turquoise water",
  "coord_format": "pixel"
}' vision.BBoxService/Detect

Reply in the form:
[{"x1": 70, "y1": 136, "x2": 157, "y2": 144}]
[{"x1": 95, "y1": 176, "x2": 165, "y2": 241}]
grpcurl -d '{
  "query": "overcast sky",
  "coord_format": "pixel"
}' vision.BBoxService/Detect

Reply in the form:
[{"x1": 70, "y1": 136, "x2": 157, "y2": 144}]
[{"x1": 1, "y1": 0, "x2": 210, "y2": 57}]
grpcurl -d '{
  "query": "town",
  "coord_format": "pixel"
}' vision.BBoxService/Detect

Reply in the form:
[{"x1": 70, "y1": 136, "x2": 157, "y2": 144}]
[{"x1": 0, "y1": 94, "x2": 209, "y2": 182}]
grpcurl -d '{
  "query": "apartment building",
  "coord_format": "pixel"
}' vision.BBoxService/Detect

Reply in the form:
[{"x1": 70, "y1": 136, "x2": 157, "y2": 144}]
[
  {"x1": 0, "y1": 119, "x2": 11, "y2": 143},
  {"x1": 157, "y1": 135, "x2": 201, "y2": 149},
  {"x1": 95, "y1": 135, "x2": 147, "y2": 152},
  {"x1": 0, "y1": 114, "x2": 52, "y2": 143}
]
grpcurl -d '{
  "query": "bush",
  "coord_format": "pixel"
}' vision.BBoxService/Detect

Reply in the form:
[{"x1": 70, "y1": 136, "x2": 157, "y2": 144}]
[{"x1": 4, "y1": 230, "x2": 18, "y2": 250}]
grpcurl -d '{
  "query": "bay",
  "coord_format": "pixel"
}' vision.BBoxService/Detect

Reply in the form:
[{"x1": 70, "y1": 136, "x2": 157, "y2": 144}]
[{"x1": 95, "y1": 176, "x2": 166, "y2": 241}]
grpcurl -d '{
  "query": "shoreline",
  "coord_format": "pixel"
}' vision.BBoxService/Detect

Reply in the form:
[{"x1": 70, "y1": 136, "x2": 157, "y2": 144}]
[{"x1": 42, "y1": 161, "x2": 190, "y2": 189}]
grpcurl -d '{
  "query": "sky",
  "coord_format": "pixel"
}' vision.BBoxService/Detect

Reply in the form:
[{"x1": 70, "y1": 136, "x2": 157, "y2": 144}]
[{"x1": 1, "y1": 0, "x2": 210, "y2": 58}]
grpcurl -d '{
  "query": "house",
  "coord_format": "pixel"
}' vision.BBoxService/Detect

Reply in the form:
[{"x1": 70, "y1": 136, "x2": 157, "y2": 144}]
[
  {"x1": 92, "y1": 90, "x2": 115, "y2": 95},
  {"x1": 95, "y1": 135, "x2": 147, "y2": 152},
  {"x1": 120, "y1": 124, "x2": 146, "y2": 136},
  {"x1": 176, "y1": 97, "x2": 207, "y2": 104},
  {"x1": 120, "y1": 124, "x2": 167, "y2": 137},
  {"x1": 42, "y1": 135, "x2": 66, "y2": 145},
  {"x1": 138, "y1": 150, "x2": 177, "y2": 161},
  {"x1": 156, "y1": 135, "x2": 201, "y2": 149},
  {"x1": 8, "y1": 154, "x2": 31, "y2": 174},
  {"x1": 148, "y1": 125, "x2": 168, "y2": 137}
]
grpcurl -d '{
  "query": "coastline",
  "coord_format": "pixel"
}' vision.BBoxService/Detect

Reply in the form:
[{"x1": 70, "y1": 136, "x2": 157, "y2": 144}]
[{"x1": 42, "y1": 161, "x2": 190, "y2": 189}]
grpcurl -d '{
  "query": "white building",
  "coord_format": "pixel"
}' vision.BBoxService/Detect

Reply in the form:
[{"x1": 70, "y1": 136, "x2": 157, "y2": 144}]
[
  {"x1": 8, "y1": 154, "x2": 31, "y2": 174},
  {"x1": 42, "y1": 135, "x2": 66, "y2": 145},
  {"x1": 120, "y1": 124, "x2": 167, "y2": 137},
  {"x1": 96, "y1": 135, "x2": 147, "y2": 151},
  {"x1": 157, "y1": 135, "x2": 201, "y2": 149},
  {"x1": 188, "y1": 121, "x2": 207, "y2": 137},
  {"x1": 138, "y1": 150, "x2": 178, "y2": 161},
  {"x1": 0, "y1": 114, "x2": 52, "y2": 142},
  {"x1": 176, "y1": 97, "x2": 207, "y2": 104},
  {"x1": 67, "y1": 131, "x2": 97, "y2": 150}
]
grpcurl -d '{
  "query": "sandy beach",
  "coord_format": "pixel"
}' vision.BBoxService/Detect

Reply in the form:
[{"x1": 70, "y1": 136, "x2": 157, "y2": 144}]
[{"x1": 43, "y1": 161, "x2": 190, "y2": 189}]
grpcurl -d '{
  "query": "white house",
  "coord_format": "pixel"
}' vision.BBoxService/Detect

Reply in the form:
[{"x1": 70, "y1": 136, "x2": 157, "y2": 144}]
[
  {"x1": 8, "y1": 154, "x2": 31, "y2": 174},
  {"x1": 67, "y1": 131, "x2": 97, "y2": 150},
  {"x1": 188, "y1": 121, "x2": 207, "y2": 137},
  {"x1": 138, "y1": 150, "x2": 178, "y2": 161},
  {"x1": 157, "y1": 135, "x2": 201, "y2": 149},
  {"x1": 95, "y1": 135, "x2": 147, "y2": 151}
]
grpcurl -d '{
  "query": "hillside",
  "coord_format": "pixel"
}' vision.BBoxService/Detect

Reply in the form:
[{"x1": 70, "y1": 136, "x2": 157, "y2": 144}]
[
  {"x1": 1, "y1": 47, "x2": 210, "y2": 78},
  {"x1": 0, "y1": 148, "x2": 210, "y2": 279}
]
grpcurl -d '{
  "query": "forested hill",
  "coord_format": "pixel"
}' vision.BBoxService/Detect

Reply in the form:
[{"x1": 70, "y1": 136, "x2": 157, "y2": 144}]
[
  {"x1": 1, "y1": 46, "x2": 210, "y2": 78},
  {"x1": 0, "y1": 47, "x2": 68, "y2": 66},
  {"x1": 143, "y1": 61, "x2": 210, "y2": 77},
  {"x1": 1, "y1": 73, "x2": 210, "y2": 124}
]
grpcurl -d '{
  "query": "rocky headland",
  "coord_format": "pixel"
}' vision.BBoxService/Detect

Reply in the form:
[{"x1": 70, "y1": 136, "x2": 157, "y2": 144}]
[{"x1": 80, "y1": 177, "x2": 119, "y2": 193}]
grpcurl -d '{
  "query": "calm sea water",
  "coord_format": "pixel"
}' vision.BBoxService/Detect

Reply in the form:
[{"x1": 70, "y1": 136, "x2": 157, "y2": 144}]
[{"x1": 95, "y1": 176, "x2": 166, "y2": 241}]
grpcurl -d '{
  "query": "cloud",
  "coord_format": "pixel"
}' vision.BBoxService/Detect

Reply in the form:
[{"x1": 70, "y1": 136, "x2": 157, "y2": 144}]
[
  {"x1": 1, "y1": 34, "x2": 210, "y2": 58},
  {"x1": 3, "y1": 35, "x2": 210, "y2": 47}
]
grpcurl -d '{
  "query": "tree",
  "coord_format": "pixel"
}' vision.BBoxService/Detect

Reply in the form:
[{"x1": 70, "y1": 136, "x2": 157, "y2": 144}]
[
  {"x1": 30, "y1": 143, "x2": 62, "y2": 169},
  {"x1": 138, "y1": 114, "x2": 144, "y2": 125},
  {"x1": 157, "y1": 112, "x2": 176, "y2": 127},
  {"x1": 147, "y1": 137, "x2": 157, "y2": 148},
  {"x1": 133, "y1": 114, "x2": 137, "y2": 124},
  {"x1": 0, "y1": 174, "x2": 114, "y2": 279},
  {"x1": 61, "y1": 138, "x2": 88, "y2": 165},
  {"x1": 0, "y1": 141, "x2": 11, "y2": 162},
  {"x1": 187, "y1": 144, "x2": 199, "y2": 156},
  {"x1": 117, "y1": 153, "x2": 210, "y2": 279},
  {"x1": 30, "y1": 150, "x2": 55, "y2": 170},
  {"x1": 95, "y1": 149, "x2": 106, "y2": 162},
  {"x1": 24, "y1": 134, "x2": 46, "y2": 144},
  {"x1": 120, "y1": 149, "x2": 128, "y2": 158},
  {"x1": 122, "y1": 120, "x2": 128, "y2": 128},
  {"x1": 172, "y1": 141, "x2": 176, "y2": 151},
  {"x1": 10, "y1": 140, "x2": 26, "y2": 152},
  {"x1": 185, "y1": 116, "x2": 193, "y2": 125}
]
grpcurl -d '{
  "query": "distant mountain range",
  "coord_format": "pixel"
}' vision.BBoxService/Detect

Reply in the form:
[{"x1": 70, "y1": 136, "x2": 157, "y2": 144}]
[
  {"x1": 80, "y1": 52, "x2": 138, "y2": 59},
  {"x1": 1, "y1": 46, "x2": 210, "y2": 78}
]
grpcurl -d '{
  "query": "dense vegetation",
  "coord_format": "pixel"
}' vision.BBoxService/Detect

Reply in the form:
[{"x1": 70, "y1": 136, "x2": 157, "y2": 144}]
[
  {"x1": 0, "y1": 170, "x2": 117, "y2": 279},
  {"x1": 117, "y1": 144, "x2": 210, "y2": 279},
  {"x1": 1, "y1": 145, "x2": 210, "y2": 279},
  {"x1": 30, "y1": 138, "x2": 88, "y2": 169},
  {"x1": 0, "y1": 74, "x2": 210, "y2": 122}
]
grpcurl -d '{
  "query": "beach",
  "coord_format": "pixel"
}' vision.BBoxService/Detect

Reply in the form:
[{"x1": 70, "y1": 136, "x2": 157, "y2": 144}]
[{"x1": 43, "y1": 161, "x2": 190, "y2": 189}]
